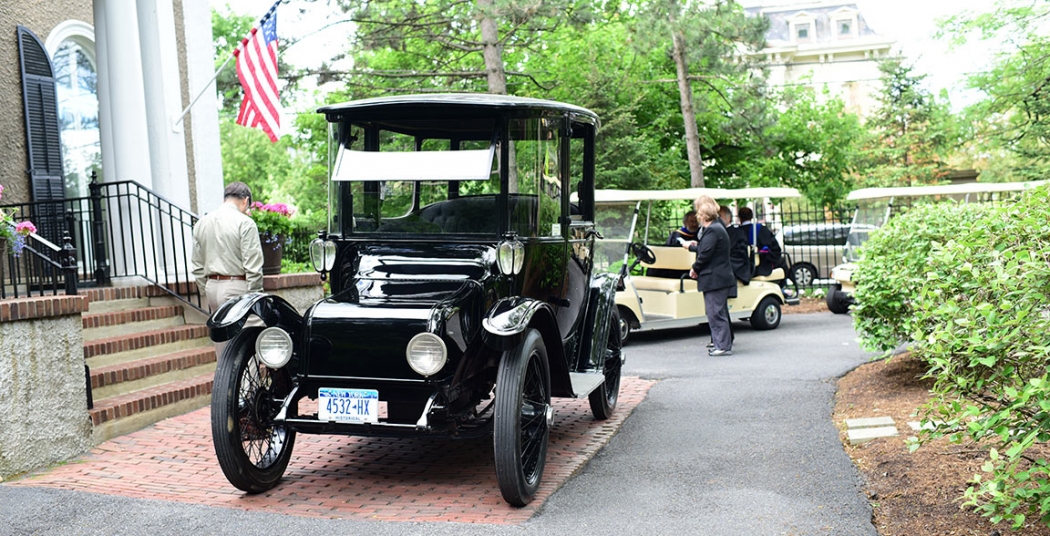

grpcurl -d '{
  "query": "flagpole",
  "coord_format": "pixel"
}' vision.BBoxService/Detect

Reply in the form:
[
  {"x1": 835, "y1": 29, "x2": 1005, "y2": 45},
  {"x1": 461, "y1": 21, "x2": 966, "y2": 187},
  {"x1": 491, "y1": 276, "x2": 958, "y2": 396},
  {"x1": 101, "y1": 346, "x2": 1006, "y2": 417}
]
[{"x1": 172, "y1": 0, "x2": 282, "y2": 129}]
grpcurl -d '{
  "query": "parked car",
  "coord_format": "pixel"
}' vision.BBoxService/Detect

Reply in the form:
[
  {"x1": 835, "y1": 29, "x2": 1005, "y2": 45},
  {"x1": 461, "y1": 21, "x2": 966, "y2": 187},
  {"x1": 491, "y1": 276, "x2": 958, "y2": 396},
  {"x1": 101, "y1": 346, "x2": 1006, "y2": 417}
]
[
  {"x1": 826, "y1": 180, "x2": 1048, "y2": 314},
  {"x1": 585, "y1": 187, "x2": 802, "y2": 342},
  {"x1": 776, "y1": 222, "x2": 853, "y2": 287},
  {"x1": 206, "y1": 94, "x2": 623, "y2": 506}
]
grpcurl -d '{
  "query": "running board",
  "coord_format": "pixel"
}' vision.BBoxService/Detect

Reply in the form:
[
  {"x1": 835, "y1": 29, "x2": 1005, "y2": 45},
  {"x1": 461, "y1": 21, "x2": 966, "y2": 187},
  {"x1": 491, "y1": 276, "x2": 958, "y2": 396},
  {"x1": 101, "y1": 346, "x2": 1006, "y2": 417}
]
[{"x1": 569, "y1": 372, "x2": 606, "y2": 398}]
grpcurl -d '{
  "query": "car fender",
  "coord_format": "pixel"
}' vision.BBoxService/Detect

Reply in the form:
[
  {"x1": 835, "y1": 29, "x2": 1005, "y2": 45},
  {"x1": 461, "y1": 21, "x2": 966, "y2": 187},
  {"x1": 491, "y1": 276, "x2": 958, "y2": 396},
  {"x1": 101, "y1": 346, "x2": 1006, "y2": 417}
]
[
  {"x1": 207, "y1": 292, "x2": 305, "y2": 342},
  {"x1": 481, "y1": 297, "x2": 557, "y2": 351},
  {"x1": 578, "y1": 272, "x2": 620, "y2": 371}
]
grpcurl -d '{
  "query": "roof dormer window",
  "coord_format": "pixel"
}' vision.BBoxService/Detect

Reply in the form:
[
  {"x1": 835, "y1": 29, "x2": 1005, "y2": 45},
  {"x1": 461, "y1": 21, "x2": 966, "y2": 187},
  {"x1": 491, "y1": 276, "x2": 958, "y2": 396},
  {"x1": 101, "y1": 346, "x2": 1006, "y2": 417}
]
[
  {"x1": 797, "y1": 23, "x2": 812, "y2": 41},
  {"x1": 830, "y1": 7, "x2": 859, "y2": 40},
  {"x1": 787, "y1": 11, "x2": 817, "y2": 44}
]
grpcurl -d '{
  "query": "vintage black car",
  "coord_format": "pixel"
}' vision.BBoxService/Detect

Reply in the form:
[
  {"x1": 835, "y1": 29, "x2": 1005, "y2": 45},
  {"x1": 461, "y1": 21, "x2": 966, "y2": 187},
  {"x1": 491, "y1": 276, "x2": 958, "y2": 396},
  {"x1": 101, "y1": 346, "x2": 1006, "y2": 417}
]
[{"x1": 207, "y1": 94, "x2": 623, "y2": 506}]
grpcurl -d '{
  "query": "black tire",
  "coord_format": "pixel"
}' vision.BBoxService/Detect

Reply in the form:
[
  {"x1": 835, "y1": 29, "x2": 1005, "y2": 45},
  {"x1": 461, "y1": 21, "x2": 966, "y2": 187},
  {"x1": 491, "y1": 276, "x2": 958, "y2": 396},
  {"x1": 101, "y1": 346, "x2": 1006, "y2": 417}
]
[
  {"x1": 790, "y1": 263, "x2": 817, "y2": 288},
  {"x1": 589, "y1": 308, "x2": 623, "y2": 420},
  {"x1": 826, "y1": 284, "x2": 851, "y2": 314},
  {"x1": 494, "y1": 329, "x2": 551, "y2": 507},
  {"x1": 617, "y1": 305, "x2": 632, "y2": 345},
  {"x1": 749, "y1": 296, "x2": 782, "y2": 330},
  {"x1": 211, "y1": 327, "x2": 296, "y2": 493}
]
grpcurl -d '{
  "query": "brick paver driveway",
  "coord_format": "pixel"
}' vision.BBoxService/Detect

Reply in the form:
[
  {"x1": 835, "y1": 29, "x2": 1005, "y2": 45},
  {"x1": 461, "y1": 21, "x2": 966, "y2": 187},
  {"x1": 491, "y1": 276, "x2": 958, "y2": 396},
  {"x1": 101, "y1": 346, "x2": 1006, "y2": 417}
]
[{"x1": 11, "y1": 377, "x2": 653, "y2": 524}]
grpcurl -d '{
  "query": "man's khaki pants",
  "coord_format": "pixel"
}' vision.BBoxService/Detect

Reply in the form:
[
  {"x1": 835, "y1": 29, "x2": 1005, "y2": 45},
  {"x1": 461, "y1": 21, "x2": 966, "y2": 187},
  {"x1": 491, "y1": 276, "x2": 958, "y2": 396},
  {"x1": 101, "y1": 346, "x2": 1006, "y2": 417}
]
[{"x1": 206, "y1": 279, "x2": 263, "y2": 360}]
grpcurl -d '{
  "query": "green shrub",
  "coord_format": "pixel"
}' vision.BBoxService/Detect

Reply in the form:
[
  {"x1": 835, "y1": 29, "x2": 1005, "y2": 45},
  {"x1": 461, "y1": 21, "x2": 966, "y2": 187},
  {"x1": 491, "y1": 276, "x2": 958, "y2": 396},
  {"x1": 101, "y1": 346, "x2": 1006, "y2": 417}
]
[
  {"x1": 908, "y1": 186, "x2": 1050, "y2": 528},
  {"x1": 852, "y1": 202, "x2": 995, "y2": 352}
]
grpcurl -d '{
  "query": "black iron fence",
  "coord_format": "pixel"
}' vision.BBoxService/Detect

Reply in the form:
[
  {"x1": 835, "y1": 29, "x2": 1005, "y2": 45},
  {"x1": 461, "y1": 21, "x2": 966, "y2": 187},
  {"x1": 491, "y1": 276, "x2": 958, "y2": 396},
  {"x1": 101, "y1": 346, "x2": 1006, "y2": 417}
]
[
  {"x1": 653, "y1": 202, "x2": 857, "y2": 290},
  {"x1": 1, "y1": 175, "x2": 205, "y2": 312}
]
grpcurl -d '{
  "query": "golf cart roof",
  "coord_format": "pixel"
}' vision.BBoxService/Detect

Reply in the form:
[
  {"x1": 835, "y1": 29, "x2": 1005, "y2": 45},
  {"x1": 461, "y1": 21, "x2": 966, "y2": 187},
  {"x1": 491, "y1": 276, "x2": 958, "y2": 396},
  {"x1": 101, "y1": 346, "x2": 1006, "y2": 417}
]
[
  {"x1": 586, "y1": 187, "x2": 802, "y2": 203},
  {"x1": 846, "y1": 181, "x2": 1048, "y2": 201}
]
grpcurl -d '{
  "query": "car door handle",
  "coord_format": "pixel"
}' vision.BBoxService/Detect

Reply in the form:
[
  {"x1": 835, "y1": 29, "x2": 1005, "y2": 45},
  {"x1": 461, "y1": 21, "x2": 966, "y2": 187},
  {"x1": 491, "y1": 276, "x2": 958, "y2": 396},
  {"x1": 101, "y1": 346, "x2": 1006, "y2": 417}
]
[{"x1": 584, "y1": 228, "x2": 604, "y2": 240}]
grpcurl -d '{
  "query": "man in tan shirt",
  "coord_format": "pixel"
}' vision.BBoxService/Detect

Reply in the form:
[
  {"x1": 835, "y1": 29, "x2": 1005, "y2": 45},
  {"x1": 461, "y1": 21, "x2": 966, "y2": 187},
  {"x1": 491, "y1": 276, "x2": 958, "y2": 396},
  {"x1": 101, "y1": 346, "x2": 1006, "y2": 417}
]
[{"x1": 191, "y1": 182, "x2": 264, "y2": 318}]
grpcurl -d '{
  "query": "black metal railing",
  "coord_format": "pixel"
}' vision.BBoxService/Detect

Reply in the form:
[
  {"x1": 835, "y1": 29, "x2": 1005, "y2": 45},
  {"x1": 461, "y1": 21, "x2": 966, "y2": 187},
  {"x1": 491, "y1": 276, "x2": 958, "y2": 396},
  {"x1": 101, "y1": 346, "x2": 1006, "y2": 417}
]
[
  {"x1": 1, "y1": 174, "x2": 205, "y2": 312},
  {"x1": 0, "y1": 230, "x2": 79, "y2": 299}
]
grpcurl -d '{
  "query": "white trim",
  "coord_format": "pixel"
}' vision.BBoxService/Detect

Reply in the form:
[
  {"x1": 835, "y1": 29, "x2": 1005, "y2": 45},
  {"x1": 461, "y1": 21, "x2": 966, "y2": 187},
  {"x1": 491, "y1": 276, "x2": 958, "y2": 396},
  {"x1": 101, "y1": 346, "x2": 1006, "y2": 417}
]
[{"x1": 45, "y1": 20, "x2": 96, "y2": 63}]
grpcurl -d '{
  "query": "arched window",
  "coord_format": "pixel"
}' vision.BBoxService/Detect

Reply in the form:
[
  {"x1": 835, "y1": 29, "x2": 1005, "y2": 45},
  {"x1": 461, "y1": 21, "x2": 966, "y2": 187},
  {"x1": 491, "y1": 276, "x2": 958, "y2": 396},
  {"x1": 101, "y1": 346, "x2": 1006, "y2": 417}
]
[{"x1": 47, "y1": 21, "x2": 99, "y2": 199}]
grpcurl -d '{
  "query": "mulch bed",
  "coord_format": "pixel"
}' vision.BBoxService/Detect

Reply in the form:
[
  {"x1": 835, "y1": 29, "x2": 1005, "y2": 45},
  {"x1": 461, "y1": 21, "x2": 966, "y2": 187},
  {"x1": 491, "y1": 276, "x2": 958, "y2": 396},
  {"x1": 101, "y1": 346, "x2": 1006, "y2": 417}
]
[{"x1": 834, "y1": 354, "x2": 1050, "y2": 536}]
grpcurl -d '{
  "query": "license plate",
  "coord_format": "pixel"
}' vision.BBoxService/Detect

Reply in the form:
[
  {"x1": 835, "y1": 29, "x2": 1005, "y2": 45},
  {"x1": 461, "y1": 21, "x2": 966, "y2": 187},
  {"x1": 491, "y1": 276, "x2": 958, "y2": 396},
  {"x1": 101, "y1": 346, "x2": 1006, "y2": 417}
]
[{"x1": 318, "y1": 388, "x2": 379, "y2": 423}]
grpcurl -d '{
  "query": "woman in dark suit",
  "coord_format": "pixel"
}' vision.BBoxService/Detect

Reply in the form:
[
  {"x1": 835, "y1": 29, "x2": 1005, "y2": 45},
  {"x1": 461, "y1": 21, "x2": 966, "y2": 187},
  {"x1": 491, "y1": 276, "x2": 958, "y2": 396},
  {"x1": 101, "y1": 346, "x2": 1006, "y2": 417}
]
[{"x1": 689, "y1": 196, "x2": 736, "y2": 356}]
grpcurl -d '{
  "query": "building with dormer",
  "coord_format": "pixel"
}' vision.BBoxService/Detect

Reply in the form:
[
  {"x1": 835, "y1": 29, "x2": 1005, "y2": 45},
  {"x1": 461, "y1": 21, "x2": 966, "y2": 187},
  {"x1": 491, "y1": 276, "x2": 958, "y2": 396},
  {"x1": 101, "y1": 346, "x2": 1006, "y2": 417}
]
[{"x1": 746, "y1": 2, "x2": 896, "y2": 119}]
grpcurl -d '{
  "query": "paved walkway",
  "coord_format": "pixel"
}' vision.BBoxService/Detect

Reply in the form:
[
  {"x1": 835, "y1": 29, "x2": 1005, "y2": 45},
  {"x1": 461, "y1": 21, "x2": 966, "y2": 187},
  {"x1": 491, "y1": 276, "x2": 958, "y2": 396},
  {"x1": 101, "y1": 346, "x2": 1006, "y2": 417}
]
[{"x1": 9, "y1": 377, "x2": 653, "y2": 525}]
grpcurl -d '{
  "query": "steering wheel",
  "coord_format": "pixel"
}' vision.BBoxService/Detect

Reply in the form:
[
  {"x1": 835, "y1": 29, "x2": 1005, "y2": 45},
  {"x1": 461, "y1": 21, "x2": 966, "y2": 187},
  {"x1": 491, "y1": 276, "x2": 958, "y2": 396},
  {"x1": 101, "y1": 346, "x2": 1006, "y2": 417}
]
[{"x1": 631, "y1": 242, "x2": 657, "y2": 265}]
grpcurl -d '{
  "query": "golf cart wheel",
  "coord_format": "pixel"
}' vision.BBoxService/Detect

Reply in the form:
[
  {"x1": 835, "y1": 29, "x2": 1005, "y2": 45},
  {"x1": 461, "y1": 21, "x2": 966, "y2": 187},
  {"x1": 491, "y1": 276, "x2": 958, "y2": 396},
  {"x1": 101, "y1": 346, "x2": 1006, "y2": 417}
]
[
  {"x1": 826, "y1": 284, "x2": 851, "y2": 314},
  {"x1": 589, "y1": 308, "x2": 623, "y2": 420},
  {"x1": 750, "y1": 296, "x2": 782, "y2": 330},
  {"x1": 211, "y1": 327, "x2": 296, "y2": 493},
  {"x1": 494, "y1": 328, "x2": 551, "y2": 506},
  {"x1": 617, "y1": 305, "x2": 633, "y2": 344}
]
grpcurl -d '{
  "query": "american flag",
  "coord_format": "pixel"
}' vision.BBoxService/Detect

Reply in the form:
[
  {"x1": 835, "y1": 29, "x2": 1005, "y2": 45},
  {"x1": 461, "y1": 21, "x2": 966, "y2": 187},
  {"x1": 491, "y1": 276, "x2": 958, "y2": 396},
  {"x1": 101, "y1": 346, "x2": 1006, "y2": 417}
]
[{"x1": 234, "y1": 0, "x2": 282, "y2": 143}]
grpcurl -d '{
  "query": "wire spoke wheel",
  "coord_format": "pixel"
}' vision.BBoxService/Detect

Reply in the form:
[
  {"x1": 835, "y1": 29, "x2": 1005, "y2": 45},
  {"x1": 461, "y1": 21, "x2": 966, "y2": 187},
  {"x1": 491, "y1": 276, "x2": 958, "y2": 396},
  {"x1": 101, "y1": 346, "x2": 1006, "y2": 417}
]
[
  {"x1": 494, "y1": 329, "x2": 550, "y2": 506},
  {"x1": 211, "y1": 327, "x2": 296, "y2": 493}
]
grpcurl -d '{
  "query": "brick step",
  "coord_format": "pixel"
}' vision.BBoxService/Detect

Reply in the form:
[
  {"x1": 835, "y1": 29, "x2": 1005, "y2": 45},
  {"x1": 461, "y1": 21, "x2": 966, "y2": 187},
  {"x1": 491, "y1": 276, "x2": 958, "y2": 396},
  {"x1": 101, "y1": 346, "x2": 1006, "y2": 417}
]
[
  {"x1": 83, "y1": 285, "x2": 203, "y2": 315},
  {"x1": 82, "y1": 305, "x2": 185, "y2": 341},
  {"x1": 90, "y1": 346, "x2": 217, "y2": 401},
  {"x1": 84, "y1": 324, "x2": 211, "y2": 369},
  {"x1": 89, "y1": 372, "x2": 214, "y2": 444}
]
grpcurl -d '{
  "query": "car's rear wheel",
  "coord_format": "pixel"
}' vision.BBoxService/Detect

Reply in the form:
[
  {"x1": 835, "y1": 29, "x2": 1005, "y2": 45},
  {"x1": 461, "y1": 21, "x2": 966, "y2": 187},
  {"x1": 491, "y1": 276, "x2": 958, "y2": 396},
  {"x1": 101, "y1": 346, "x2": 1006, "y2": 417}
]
[
  {"x1": 494, "y1": 329, "x2": 551, "y2": 506},
  {"x1": 211, "y1": 327, "x2": 296, "y2": 493},
  {"x1": 826, "y1": 284, "x2": 851, "y2": 314},
  {"x1": 790, "y1": 263, "x2": 817, "y2": 287},
  {"x1": 589, "y1": 308, "x2": 623, "y2": 420},
  {"x1": 749, "y1": 296, "x2": 782, "y2": 330}
]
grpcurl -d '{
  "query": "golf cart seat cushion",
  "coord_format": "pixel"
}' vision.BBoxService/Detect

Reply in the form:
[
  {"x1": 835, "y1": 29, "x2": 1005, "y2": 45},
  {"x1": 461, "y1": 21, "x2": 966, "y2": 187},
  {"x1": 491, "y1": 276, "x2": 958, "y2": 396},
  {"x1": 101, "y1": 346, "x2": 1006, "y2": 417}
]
[
  {"x1": 632, "y1": 275, "x2": 690, "y2": 293},
  {"x1": 751, "y1": 268, "x2": 786, "y2": 282},
  {"x1": 645, "y1": 246, "x2": 695, "y2": 270}
]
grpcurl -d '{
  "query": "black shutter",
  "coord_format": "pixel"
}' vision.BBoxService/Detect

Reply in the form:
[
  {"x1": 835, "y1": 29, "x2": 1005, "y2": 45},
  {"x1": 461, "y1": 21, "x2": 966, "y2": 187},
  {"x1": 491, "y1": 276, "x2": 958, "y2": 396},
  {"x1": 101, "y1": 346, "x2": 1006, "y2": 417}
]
[{"x1": 18, "y1": 26, "x2": 65, "y2": 243}]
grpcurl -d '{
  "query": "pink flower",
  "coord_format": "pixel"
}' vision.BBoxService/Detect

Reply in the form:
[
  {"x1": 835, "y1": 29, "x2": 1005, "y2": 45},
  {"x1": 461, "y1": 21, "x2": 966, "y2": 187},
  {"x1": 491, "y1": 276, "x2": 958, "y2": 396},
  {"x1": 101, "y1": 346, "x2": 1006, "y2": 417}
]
[
  {"x1": 0, "y1": 184, "x2": 5, "y2": 201},
  {"x1": 15, "y1": 221, "x2": 36, "y2": 235}
]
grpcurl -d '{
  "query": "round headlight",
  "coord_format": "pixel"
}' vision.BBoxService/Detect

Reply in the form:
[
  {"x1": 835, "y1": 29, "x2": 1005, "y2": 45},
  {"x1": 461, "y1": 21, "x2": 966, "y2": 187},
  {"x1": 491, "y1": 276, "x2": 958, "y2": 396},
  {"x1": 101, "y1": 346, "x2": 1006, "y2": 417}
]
[
  {"x1": 255, "y1": 327, "x2": 293, "y2": 369},
  {"x1": 406, "y1": 333, "x2": 447, "y2": 377}
]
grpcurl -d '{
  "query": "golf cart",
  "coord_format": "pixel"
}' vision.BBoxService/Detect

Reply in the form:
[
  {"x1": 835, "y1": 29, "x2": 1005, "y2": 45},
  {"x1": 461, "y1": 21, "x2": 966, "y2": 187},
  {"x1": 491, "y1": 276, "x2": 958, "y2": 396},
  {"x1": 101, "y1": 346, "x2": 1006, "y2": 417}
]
[
  {"x1": 826, "y1": 180, "x2": 1049, "y2": 314},
  {"x1": 585, "y1": 187, "x2": 802, "y2": 342}
]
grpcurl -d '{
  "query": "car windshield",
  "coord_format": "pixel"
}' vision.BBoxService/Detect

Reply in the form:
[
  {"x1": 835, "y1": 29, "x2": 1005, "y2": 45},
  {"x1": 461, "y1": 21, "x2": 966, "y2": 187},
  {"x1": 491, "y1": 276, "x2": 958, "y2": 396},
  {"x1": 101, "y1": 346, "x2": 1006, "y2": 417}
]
[
  {"x1": 594, "y1": 202, "x2": 639, "y2": 273},
  {"x1": 331, "y1": 117, "x2": 568, "y2": 238},
  {"x1": 844, "y1": 200, "x2": 890, "y2": 261}
]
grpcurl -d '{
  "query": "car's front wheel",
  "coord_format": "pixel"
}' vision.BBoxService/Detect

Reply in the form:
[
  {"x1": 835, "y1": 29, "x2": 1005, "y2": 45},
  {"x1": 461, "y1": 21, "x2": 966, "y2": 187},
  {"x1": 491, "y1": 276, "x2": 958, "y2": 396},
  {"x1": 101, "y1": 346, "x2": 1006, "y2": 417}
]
[
  {"x1": 211, "y1": 327, "x2": 296, "y2": 493},
  {"x1": 589, "y1": 308, "x2": 623, "y2": 420},
  {"x1": 494, "y1": 329, "x2": 551, "y2": 506},
  {"x1": 749, "y1": 296, "x2": 782, "y2": 330}
]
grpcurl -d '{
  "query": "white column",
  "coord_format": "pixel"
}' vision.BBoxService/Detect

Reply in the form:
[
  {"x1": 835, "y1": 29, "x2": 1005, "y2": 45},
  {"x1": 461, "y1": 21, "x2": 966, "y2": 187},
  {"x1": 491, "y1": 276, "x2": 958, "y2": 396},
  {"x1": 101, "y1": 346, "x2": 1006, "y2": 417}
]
[
  {"x1": 100, "y1": 0, "x2": 153, "y2": 186},
  {"x1": 92, "y1": 0, "x2": 115, "y2": 182},
  {"x1": 181, "y1": 0, "x2": 225, "y2": 214},
  {"x1": 137, "y1": 0, "x2": 190, "y2": 208}
]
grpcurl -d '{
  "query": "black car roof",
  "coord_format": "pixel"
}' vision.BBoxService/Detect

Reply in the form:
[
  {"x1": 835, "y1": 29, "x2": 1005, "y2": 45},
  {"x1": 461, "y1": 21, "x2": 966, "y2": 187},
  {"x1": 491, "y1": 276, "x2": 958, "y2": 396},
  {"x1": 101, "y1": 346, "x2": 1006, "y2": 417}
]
[{"x1": 317, "y1": 93, "x2": 600, "y2": 128}]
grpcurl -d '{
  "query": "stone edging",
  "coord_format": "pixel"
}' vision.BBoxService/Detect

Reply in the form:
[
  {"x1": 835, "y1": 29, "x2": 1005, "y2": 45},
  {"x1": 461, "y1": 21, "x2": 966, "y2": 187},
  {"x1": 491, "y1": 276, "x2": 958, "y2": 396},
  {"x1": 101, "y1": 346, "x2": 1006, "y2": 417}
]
[
  {"x1": 0, "y1": 295, "x2": 90, "y2": 322},
  {"x1": 263, "y1": 272, "x2": 322, "y2": 290}
]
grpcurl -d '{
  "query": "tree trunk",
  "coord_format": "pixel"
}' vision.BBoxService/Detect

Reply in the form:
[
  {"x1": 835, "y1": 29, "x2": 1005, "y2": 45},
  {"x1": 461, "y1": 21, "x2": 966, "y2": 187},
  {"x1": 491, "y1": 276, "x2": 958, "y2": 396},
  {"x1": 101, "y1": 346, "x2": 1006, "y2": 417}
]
[
  {"x1": 477, "y1": 0, "x2": 507, "y2": 95},
  {"x1": 671, "y1": 29, "x2": 705, "y2": 188}
]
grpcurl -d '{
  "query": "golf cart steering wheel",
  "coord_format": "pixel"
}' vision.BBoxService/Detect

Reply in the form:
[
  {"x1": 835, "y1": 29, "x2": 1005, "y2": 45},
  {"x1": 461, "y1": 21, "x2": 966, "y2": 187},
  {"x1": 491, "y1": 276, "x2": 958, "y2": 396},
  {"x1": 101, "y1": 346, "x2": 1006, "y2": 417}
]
[{"x1": 631, "y1": 242, "x2": 657, "y2": 265}]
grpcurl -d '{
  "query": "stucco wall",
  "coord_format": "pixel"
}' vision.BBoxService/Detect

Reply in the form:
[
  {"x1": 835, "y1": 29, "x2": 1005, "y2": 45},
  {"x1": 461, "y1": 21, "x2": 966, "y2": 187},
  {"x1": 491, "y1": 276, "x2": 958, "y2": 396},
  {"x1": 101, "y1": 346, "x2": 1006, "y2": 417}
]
[
  {"x1": 0, "y1": 1, "x2": 94, "y2": 204},
  {"x1": 0, "y1": 311, "x2": 92, "y2": 480}
]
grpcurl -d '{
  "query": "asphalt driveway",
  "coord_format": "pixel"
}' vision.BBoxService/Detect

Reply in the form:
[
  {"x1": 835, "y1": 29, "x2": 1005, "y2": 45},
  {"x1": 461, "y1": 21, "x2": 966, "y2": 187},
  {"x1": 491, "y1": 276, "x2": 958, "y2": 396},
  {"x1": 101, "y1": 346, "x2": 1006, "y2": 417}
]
[{"x1": 1, "y1": 312, "x2": 878, "y2": 535}]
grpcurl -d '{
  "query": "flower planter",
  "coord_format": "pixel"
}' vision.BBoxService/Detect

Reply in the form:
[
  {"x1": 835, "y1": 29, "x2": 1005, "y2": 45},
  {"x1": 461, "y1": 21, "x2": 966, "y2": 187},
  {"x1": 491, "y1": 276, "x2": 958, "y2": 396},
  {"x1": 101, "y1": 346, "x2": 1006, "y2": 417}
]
[{"x1": 260, "y1": 233, "x2": 283, "y2": 275}]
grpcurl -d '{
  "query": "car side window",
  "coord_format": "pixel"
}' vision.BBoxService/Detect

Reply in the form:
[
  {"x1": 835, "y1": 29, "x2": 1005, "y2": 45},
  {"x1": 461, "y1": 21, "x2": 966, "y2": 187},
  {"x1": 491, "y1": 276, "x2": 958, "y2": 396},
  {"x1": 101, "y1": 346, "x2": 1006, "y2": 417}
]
[{"x1": 508, "y1": 117, "x2": 563, "y2": 238}]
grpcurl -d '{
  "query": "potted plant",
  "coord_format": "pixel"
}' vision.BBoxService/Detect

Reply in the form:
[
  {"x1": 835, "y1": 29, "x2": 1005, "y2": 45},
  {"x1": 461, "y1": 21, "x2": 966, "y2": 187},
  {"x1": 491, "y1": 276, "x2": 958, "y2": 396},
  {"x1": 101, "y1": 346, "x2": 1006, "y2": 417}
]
[
  {"x1": 0, "y1": 185, "x2": 36, "y2": 257},
  {"x1": 248, "y1": 201, "x2": 294, "y2": 275}
]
